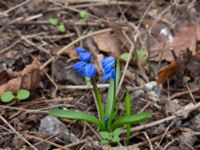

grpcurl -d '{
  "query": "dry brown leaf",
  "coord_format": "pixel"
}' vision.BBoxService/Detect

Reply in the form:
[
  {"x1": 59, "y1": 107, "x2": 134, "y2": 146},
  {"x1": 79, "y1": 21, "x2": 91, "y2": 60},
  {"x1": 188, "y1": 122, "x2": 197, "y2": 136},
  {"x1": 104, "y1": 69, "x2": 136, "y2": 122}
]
[
  {"x1": 48, "y1": 45, "x2": 77, "y2": 59},
  {"x1": 20, "y1": 57, "x2": 41, "y2": 90},
  {"x1": 93, "y1": 32, "x2": 121, "y2": 58},
  {"x1": 157, "y1": 50, "x2": 200, "y2": 84},
  {"x1": 0, "y1": 57, "x2": 41, "y2": 95},
  {"x1": 150, "y1": 24, "x2": 200, "y2": 61}
]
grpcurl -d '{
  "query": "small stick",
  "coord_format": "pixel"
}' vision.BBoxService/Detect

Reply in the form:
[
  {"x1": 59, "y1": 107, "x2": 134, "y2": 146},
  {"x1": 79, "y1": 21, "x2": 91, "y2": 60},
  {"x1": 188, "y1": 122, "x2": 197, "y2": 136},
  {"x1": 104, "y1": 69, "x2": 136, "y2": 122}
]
[
  {"x1": 171, "y1": 48, "x2": 179, "y2": 64},
  {"x1": 0, "y1": 115, "x2": 38, "y2": 150},
  {"x1": 121, "y1": 102, "x2": 200, "y2": 134},
  {"x1": 26, "y1": 134, "x2": 70, "y2": 150},
  {"x1": 0, "y1": 0, "x2": 30, "y2": 16},
  {"x1": 58, "y1": 84, "x2": 109, "y2": 90},
  {"x1": 143, "y1": 132, "x2": 153, "y2": 150}
]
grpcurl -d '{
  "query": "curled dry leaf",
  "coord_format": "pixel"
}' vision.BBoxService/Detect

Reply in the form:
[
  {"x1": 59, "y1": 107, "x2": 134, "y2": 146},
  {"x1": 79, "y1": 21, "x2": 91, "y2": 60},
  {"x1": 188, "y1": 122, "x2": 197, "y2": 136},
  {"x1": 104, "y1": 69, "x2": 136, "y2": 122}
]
[
  {"x1": 157, "y1": 50, "x2": 200, "y2": 84},
  {"x1": 93, "y1": 32, "x2": 121, "y2": 58},
  {"x1": 0, "y1": 57, "x2": 41, "y2": 95}
]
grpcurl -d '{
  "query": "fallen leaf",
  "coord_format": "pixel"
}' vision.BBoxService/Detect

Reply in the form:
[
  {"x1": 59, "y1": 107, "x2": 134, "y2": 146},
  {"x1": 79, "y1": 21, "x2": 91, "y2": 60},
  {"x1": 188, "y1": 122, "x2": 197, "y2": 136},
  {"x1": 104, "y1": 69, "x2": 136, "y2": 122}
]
[
  {"x1": 48, "y1": 45, "x2": 77, "y2": 59},
  {"x1": 93, "y1": 32, "x2": 121, "y2": 58},
  {"x1": 157, "y1": 50, "x2": 200, "y2": 84},
  {"x1": 149, "y1": 24, "x2": 200, "y2": 61},
  {"x1": 0, "y1": 57, "x2": 41, "y2": 95},
  {"x1": 21, "y1": 57, "x2": 41, "y2": 90}
]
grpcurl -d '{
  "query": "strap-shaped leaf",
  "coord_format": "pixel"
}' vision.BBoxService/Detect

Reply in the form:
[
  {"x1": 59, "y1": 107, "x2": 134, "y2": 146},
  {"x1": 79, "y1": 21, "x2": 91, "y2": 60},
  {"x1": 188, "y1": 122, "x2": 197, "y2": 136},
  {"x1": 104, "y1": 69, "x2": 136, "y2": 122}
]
[
  {"x1": 115, "y1": 60, "x2": 120, "y2": 88},
  {"x1": 125, "y1": 91, "x2": 131, "y2": 144},
  {"x1": 49, "y1": 109, "x2": 103, "y2": 129},
  {"x1": 105, "y1": 80, "x2": 115, "y2": 122},
  {"x1": 111, "y1": 112, "x2": 152, "y2": 129}
]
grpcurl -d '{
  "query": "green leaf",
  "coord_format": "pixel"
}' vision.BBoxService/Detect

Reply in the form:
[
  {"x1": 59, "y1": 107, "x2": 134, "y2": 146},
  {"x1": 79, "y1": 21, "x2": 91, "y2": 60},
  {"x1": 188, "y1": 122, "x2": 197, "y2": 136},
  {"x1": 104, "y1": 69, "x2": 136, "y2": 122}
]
[
  {"x1": 125, "y1": 91, "x2": 131, "y2": 144},
  {"x1": 113, "y1": 128, "x2": 121, "y2": 137},
  {"x1": 1, "y1": 91, "x2": 15, "y2": 103},
  {"x1": 48, "y1": 18, "x2": 58, "y2": 26},
  {"x1": 112, "y1": 136, "x2": 120, "y2": 143},
  {"x1": 120, "y1": 52, "x2": 129, "y2": 61},
  {"x1": 136, "y1": 49, "x2": 145, "y2": 58},
  {"x1": 115, "y1": 60, "x2": 120, "y2": 88},
  {"x1": 16, "y1": 89, "x2": 30, "y2": 101},
  {"x1": 125, "y1": 91, "x2": 131, "y2": 116},
  {"x1": 101, "y1": 139, "x2": 109, "y2": 145},
  {"x1": 105, "y1": 80, "x2": 115, "y2": 125},
  {"x1": 108, "y1": 133, "x2": 113, "y2": 140},
  {"x1": 79, "y1": 10, "x2": 89, "y2": 22},
  {"x1": 49, "y1": 109, "x2": 103, "y2": 130},
  {"x1": 100, "y1": 131, "x2": 109, "y2": 139},
  {"x1": 111, "y1": 112, "x2": 152, "y2": 129},
  {"x1": 58, "y1": 24, "x2": 65, "y2": 33}
]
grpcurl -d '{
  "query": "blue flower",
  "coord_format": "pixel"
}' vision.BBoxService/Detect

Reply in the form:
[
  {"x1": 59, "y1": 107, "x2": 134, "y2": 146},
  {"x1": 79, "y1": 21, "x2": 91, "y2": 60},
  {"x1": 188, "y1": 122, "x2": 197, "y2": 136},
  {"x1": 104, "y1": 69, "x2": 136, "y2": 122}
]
[
  {"x1": 75, "y1": 47, "x2": 87, "y2": 55},
  {"x1": 101, "y1": 56, "x2": 116, "y2": 82},
  {"x1": 73, "y1": 61, "x2": 87, "y2": 74},
  {"x1": 84, "y1": 63, "x2": 96, "y2": 77},
  {"x1": 73, "y1": 47, "x2": 96, "y2": 78},
  {"x1": 102, "y1": 56, "x2": 115, "y2": 71},
  {"x1": 79, "y1": 52, "x2": 92, "y2": 62}
]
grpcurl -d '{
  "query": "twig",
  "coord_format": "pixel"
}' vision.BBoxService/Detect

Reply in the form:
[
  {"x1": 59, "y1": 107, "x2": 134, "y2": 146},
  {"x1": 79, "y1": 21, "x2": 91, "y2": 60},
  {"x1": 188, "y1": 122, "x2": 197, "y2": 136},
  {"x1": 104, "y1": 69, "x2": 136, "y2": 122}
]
[
  {"x1": 63, "y1": 139, "x2": 87, "y2": 149},
  {"x1": 0, "y1": 0, "x2": 31, "y2": 16},
  {"x1": 155, "y1": 120, "x2": 176, "y2": 150},
  {"x1": 0, "y1": 38, "x2": 21, "y2": 54},
  {"x1": 186, "y1": 82, "x2": 196, "y2": 104},
  {"x1": 58, "y1": 84, "x2": 109, "y2": 90},
  {"x1": 121, "y1": 102, "x2": 200, "y2": 134},
  {"x1": 163, "y1": 139, "x2": 176, "y2": 150},
  {"x1": 0, "y1": 105, "x2": 47, "y2": 113},
  {"x1": 26, "y1": 134, "x2": 70, "y2": 150},
  {"x1": 143, "y1": 132, "x2": 153, "y2": 150},
  {"x1": 117, "y1": 44, "x2": 134, "y2": 95},
  {"x1": 170, "y1": 87, "x2": 199, "y2": 99},
  {"x1": 0, "y1": 115, "x2": 38, "y2": 150}
]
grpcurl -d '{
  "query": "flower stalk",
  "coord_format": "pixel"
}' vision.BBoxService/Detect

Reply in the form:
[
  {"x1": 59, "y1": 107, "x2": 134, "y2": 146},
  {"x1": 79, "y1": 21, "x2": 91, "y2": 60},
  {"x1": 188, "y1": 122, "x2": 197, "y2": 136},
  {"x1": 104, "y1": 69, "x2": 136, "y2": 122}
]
[{"x1": 91, "y1": 78, "x2": 105, "y2": 129}]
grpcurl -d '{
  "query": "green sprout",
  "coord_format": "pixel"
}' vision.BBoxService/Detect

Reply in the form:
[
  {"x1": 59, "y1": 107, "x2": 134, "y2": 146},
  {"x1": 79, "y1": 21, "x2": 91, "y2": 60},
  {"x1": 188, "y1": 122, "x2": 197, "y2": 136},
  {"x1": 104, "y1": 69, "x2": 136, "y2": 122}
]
[
  {"x1": 48, "y1": 17, "x2": 66, "y2": 33},
  {"x1": 16, "y1": 89, "x2": 30, "y2": 101},
  {"x1": 48, "y1": 18, "x2": 58, "y2": 26},
  {"x1": 0, "y1": 89, "x2": 30, "y2": 103},
  {"x1": 57, "y1": 24, "x2": 66, "y2": 33},
  {"x1": 1, "y1": 91, "x2": 15, "y2": 103},
  {"x1": 79, "y1": 10, "x2": 90, "y2": 22},
  {"x1": 120, "y1": 52, "x2": 129, "y2": 61},
  {"x1": 100, "y1": 128, "x2": 121, "y2": 144},
  {"x1": 120, "y1": 49, "x2": 146, "y2": 62}
]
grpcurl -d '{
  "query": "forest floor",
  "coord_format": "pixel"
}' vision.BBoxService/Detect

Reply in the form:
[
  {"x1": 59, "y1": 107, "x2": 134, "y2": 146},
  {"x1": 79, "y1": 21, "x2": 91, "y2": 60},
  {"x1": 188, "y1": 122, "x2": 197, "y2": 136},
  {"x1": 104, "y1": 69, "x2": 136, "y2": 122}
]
[{"x1": 0, "y1": 0, "x2": 200, "y2": 150}]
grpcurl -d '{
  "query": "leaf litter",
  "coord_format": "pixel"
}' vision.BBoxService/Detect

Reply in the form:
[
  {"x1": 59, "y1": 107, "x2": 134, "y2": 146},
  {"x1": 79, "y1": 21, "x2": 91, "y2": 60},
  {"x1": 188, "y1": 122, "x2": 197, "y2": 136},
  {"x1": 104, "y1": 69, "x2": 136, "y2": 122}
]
[
  {"x1": 0, "y1": 57, "x2": 41, "y2": 95},
  {"x1": 0, "y1": 1, "x2": 200, "y2": 150}
]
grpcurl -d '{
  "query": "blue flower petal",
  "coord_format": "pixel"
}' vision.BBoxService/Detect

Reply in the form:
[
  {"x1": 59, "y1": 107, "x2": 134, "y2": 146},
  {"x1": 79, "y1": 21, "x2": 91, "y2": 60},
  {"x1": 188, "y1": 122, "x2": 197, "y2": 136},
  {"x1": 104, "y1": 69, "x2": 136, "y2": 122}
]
[
  {"x1": 84, "y1": 63, "x2": 96, "y2": 77},
  {"x1": 75, "y1": 47, "x2": 87, "y2": 55},
  {"x1": 79, "y1": 52, "x2": 92, "y2": 62},
  {"x1": 104, "y1": 116, "x2": 109, "y2": 123},
  {"x1": 101, "y1": 56, "x2": 116, "y2": 82},
  {"x1": 110, "y1": 68, "x2": 115, "y2": 80},
  {"x1": 102, "y1": 68, "x2": 115, "y2": 82},
  {"x1": 101, "y1": 56, "x2": 115, "y2": 72},
  {"x1": 73, "y1": 61, "x2": 87, "y2": 74}
]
